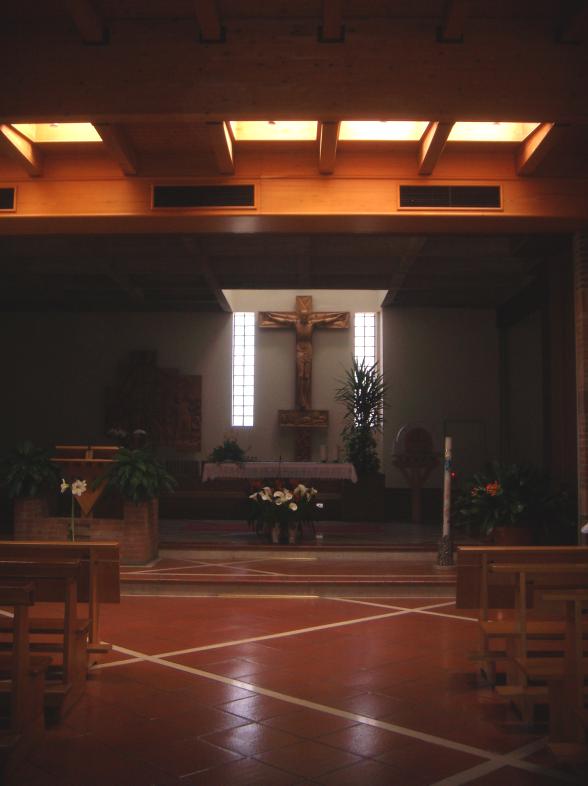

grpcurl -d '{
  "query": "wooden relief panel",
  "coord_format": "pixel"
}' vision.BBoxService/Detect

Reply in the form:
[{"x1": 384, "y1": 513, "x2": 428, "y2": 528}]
[{"x1": 105, "y1": 351, "x2": 201, "y2": 451}]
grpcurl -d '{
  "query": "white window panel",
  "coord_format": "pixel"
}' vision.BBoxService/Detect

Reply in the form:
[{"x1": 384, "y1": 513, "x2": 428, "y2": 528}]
[
  {"x1": 232, "y1": 312, "x2": 256, "y2": 426},
  {"x1": 354, "y1": 312, "x2": 377, "y2": 367}
]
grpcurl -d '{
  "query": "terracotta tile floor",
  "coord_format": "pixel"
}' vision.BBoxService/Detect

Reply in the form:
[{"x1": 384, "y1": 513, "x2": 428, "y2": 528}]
[{"x1": 7, "y1": 595, "x2": 587, "y2": 785}]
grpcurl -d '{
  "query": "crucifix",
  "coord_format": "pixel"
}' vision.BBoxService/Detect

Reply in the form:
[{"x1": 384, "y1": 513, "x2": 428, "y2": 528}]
[{"x1": 259, "y1": 295, "x2": 350, "y2": 460}]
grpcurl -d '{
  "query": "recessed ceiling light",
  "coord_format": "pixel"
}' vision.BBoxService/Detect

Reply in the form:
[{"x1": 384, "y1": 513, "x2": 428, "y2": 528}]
[
  {"x1": 339, "y1": 121, "x2": 429, "y2": 141},
  {"x1": 11, "y1": 123, "x2": 102, "y2": 143},
  {"x1": 448, "y1": 122, "x2": 539, "y2": 142},
  {"x1": 229, "y1": 121, "x2": 318, "y2": 141}
]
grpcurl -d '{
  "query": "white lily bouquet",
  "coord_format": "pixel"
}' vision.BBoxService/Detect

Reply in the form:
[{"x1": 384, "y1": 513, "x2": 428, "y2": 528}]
[
  {"x1": 248, "y1": 482, "x2": 322, "y2": 543},
  {"x1": 60, "y1": 478, "x2": 87, "y2": 541}
]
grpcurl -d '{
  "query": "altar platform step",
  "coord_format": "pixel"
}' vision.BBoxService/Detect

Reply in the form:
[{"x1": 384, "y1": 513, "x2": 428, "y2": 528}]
[{"x1": 120, "y1": 548, "x2": 457, "y2": 598}]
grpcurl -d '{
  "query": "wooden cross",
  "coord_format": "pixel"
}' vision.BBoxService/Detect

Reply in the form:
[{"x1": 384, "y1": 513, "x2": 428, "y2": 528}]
[{"x1": 259, "y1": 295, "x2": 349, "y2": 459}]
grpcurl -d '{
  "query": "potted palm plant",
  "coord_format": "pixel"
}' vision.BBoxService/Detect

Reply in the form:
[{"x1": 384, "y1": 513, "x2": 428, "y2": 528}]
[
  {"x1": 335, "y1": 358, "x2": 388, "y2": 520},
  {"x1": 335, "y1": 358, "x2": 388, "y2": 476}
]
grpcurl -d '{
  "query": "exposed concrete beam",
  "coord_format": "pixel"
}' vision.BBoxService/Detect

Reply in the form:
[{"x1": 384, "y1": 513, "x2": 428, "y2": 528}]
[
  {"x1": 64, "y1": 0, "x2": 107, "y2": 44},
  {"x1": 194, "y1": 0, "x2": 224, "y2": 42},
  {"x1": 438, "y1": 0, "x2": 467, "y2": 42},
  {"x1": 319, "y1": 1, "x2": 345, "y2": 42},
  {"x1": 318, "y1": 121, "x2": 340, "y2": 174},
  {"x1": 181, "y1": 237, "x2": 232, "y2": 311},
  {"x1": 382, "y1": 237, "x2": 428, "y2": 306},
  {"x1": 94, "y1": 123, "x2": 138, "y2": 176},
  {"x1": 557, "y1": 2, "x2": 588, "y2": 42},
  {"x1": 516, "y1": 122, "x2": 566, "y2": 176},
  {"x1": 418, "y1": 121, "x2": 454, "y2": 175},
  {"x1": 206, "y1": 121, "x2": 234, "y2": 174},
  {"x1": 0, "y1": 124, "x2": 43, "y2": 177}
]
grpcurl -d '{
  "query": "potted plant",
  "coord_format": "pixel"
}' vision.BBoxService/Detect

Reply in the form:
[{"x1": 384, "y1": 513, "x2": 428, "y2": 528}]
[
  {"x1": 455, "y1": 460, "x2": 574, "y2": 545},
  {"x1": 0, "y1": 441, "x2": 60, "y2": 500},
  {"x1": 335, "y1": 357, "x2": 388, "y2": 476},
  {"x1": 102, "y1": 447, "x2": 177, "y2": 561},
  {"x1": 208, "y1": 435, "x2": 248, "y2": 464}
]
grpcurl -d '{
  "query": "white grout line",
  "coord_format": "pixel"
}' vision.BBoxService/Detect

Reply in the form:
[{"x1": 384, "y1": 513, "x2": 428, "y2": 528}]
[
  {"x1": 99, "y1": 641, "x2": 578, "y2": 784},
  {"x1": 122, "y1": 571, "x2": 451, "y2": 579},
  {"x1": 428, "y1": 738, "x2": 567, "y2": 786},
  {"x1": 155, "y1": 608, "x2": 414, "y2": 658}
]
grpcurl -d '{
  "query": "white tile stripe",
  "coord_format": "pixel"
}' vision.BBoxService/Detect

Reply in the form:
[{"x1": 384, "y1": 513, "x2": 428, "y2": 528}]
[
  {"x1": 428, "y1": 738, "x2": 552, "y2": 786},
  {"x1": 329, "y1": 596, "x2": 478, "y2": 622},
  {"x1": 93, "y1": 599, "x2": 460, "y2": 668},
  {"x1": 102, "y1": 642, "x2": 578, "y2": 784},
  {"x1": 122, "y1": 571, "x2": 452, "y2": 579}
]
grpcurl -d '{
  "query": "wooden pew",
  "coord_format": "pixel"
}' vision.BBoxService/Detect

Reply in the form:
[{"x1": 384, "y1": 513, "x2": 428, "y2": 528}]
[
  {"x1": 515, "y1": 588, "x2": 588, "y2": 746},
  {"x1": 456, "y1": 546, "x2": 588, "y2": 683},
  {"x1": 0, "y1": 584, "x2": 51, "y2": 778},
  {"x1": 0, "y1": 541, "x2": 120, "y2": 655},
  {"x1": 0, "y1": 560, "x2": 88, "y2": 718}
]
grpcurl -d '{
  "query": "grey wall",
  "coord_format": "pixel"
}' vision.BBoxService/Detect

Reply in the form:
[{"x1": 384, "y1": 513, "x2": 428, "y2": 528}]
[
  {"x1": 1, "y1": 302, "x2": 502, "y2": 488},
  {"x1": 382, "y1": 308, "x2": 501, "y2": 487}
]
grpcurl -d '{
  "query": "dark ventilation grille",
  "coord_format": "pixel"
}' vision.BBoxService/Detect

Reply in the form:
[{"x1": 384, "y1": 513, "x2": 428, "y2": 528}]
[
  {"x1": 399, "y1": 185, "x2": 501, "y2": 209},
  {"x1": 0, "y1": 187, "x2": 15, "y2": 211},
  {"x1": 153, "y1": 184, "x2": 255, "y2": 209}
]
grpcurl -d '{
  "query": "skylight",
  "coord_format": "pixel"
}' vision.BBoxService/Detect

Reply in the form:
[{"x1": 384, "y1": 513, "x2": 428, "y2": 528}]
[
  {"x1": 229, "y1": 121, "x2": 318, "y2": 141},
  {"x1": 339, "y1": 121, "x2": 429, "y2": 141},
  {"x1": 448, "y1": 122, "x2": 539, "y2": 142},
  {"x1": 11, "y1": 123, "x2": 102, "y2": 143}
]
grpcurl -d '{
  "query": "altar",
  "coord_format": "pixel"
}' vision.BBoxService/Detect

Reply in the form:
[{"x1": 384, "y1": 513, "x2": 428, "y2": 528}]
[{"x1": 202, "y1": 461, "x2": 358, "y2": 484}]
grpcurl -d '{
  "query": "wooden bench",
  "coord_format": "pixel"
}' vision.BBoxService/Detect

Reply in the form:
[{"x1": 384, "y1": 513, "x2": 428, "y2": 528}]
[
  {"x1": 0, "y1": 584, "x2": 51, "y2": 779},
  {"x1": 515, "y1": 588, "x2": 588, "y2": 745},
  {"x1": 0, "y1": 541, "x2": 120, "y2": 655},
  {"x1": 456, "y1": 546, "x2": 588, "y2": 681},
  {"x1": 0, "y1": 560, "x2": 88, "y2": 718}
]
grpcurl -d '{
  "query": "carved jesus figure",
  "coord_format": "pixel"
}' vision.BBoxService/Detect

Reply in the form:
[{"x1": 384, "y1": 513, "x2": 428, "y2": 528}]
[{"x1": 259, "y1": 296, "x2": 349, "y2": 410}]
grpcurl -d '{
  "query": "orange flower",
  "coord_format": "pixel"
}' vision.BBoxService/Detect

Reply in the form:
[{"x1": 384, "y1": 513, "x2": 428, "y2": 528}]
[{"x1": 485, "y1": 481, "x2": 501, "y2": 496}]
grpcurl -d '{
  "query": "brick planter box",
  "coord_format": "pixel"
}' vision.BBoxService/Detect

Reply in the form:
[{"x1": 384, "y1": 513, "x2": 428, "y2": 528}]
[{"x1": 13, "y1": 497, "x2": 159, "y2": 565}]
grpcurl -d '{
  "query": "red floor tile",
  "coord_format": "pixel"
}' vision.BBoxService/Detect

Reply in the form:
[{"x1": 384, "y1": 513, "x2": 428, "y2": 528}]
[
  {"x1": 202, "y1": 720, "x2": 302, "y2": 756},
  {"x1": 179, "y1": 756, "x2": 304, "y2": 785},
  {"x1": 255, "y1": 739, "x2": 361, "y2": 778}
]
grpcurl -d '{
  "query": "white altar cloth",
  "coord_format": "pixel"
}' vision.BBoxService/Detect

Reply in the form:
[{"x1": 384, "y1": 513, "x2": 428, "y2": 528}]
[{"x1": 202, "y1": 461, "x2": 358, "y2": 483}]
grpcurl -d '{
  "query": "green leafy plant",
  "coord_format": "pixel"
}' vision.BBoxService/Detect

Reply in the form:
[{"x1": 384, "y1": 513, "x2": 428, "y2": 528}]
[
  {"x1": 208, "y1": 436, "x2": 247, "y2": 464},
  {"x1": 103, "y1": 447, "x2": 177, "y2": 504},
  {"x1": 335, "y1": 358, "x2": 388, "y2": 476},
  {"x1": 455, "y1": 460, "x2": 575, "y2": 538},
  {"x1": 0, "y1": 441, "x2": 60, "y2": 499}
]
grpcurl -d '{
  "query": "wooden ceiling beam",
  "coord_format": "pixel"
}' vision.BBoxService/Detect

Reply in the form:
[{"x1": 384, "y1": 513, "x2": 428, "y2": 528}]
[
  {"x1": 64, "y1": 0, "x2": 107, "y2": 44},
  {"x1": 319, "y1": 1, "x2": 345, "y2": 43},
  {"x1": 437, "y1": 0, "x2": 467, "y2": 42},
  {"x1": 318, "y1": 120, "x2": 340, "y2": 174},
  {"x1": 206, "y1": 121, "x2": 234, "y2": 175},
  {"x1": 93, "y1": 123, "x2": 138, "y2": 176},
  {"x1": 516, "y1": 122, "x2": 566, "y2": 176},
  {"x1": 0, "y1": 124, "x2": 43, "y2": 177},
  {"x1": 194, "y1": 0, "x2": 224, "y2": 43},
  {"x1": 1, "y1": 26, "x2": 587, "y2": 123},
  {"x1": 418, "y1": 121, "x2": 454, "y2": 175}
]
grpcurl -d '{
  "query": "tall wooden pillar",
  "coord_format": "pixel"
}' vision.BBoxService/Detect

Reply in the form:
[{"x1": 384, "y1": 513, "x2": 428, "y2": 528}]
[{"x1": 574, "y1": 232, "x2": 588, "y2": 542}]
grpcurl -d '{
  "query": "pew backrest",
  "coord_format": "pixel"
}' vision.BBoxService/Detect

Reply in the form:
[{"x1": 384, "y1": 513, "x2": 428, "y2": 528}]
[{"x1": 456, "y1": 546, "x2": 588, "y2": 610}]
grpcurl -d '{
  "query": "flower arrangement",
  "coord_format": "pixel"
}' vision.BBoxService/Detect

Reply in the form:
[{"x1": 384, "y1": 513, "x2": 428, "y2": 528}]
[
  {"x1": 248, "y1": 481, "x2": 323, "y2": 543},
  {"x1": 60, "y1": 477, "x2": 87, "y2": 541},
  {"x1": 455, "y1": 460, "x2": 574, "y2": 539}
]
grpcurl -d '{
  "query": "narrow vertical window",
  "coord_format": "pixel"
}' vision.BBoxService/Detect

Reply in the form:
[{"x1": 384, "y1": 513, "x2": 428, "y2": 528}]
[
  {"x1": 354, "y1": 312, "x2": 376, "y2": 366},
  {"x1": 232, "y1": 312, "x2": 255, "y2": 426}
]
